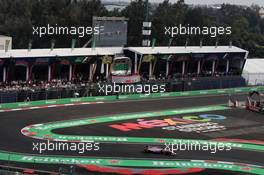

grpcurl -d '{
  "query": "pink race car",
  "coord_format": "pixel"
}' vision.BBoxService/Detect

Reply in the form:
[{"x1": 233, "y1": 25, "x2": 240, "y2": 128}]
[{"x1": 144, "y1": 145, "x2": 175, "y2": 155}]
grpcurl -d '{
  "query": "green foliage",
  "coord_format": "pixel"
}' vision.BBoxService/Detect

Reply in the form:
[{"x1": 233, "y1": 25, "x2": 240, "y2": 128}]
[
  {"x1": 0, "y1": 0, "x2": 107, "y2": 48},
  {"x1": 0, "y1": 0, "x2": 263, "y2": 57}
]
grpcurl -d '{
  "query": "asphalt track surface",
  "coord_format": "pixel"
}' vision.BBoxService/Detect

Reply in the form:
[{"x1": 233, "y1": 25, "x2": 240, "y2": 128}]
[{"x1": 0, "y1": 93, "x2": 263, "y2": 174}]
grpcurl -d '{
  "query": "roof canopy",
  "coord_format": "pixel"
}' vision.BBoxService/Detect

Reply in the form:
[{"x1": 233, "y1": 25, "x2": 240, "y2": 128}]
[
  {"x1": 243, "y1": 59, "x2": 264, "y2": 73},
  {"x1": 0, "y1": 47, "x2": 123, "y2": 59},
  {"x1": 0, "y1": 46, "x2": 248, "y2": 59},
  {"x1": 126, "y1": 46, "x2": 248, "y2": 55}
]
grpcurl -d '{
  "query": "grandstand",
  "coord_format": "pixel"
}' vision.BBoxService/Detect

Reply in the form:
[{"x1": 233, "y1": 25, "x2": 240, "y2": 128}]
[
  {"x1": 0, "y1": 45, "x2": 247, "y2": 82},
  {"x1": 0, "y1": 44, "x2": 249, "y2": 103}
]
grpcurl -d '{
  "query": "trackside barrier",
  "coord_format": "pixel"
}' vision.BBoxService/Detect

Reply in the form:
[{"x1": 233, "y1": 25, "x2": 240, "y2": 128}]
[
  {"x1": 118, "y1": 86, "x2": 264, "y2": 100},
  {"x1": 0, "y1": 96, "x2": 116, "y2": 109},
  {"x1": 0, "y1": 86, "x2": 263, "y2": 110}
]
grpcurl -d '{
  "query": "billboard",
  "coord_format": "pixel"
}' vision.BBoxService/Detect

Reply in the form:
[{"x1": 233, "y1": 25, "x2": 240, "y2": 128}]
[{"x1": 93, "y1": 16, "x2": 128, "y2": 46}]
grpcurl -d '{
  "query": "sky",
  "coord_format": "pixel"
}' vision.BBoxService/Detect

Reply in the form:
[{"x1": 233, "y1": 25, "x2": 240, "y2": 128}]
[
  {"x1": 184, "y1": 0, "x2": 264, "y2": 6},
  {"x1": 115, "y1": 0, "x2": 264, "y2": 7}
]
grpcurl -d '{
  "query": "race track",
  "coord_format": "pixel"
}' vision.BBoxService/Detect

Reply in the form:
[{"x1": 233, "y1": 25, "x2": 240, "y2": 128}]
[{"x1": 0, "y1": 93, "x2": 263, "y2": 175}]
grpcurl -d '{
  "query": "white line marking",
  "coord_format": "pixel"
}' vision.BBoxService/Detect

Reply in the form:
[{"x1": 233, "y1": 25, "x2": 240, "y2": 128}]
[
  {"x1": 11, "y1": 108, "x2": 22, "y2": 111},
  {"x1": 64, "y1": 104, "x2": 74, "y2": 106},
  {"x1": 29, "y1": 107, "x2": 40, "y2": 109},
  {"x1": 47, "y1": 105, "x2": 57, "y2": 108},
  {"x1": 81, "y1": 102, "x2": 91, "y2": 105}
]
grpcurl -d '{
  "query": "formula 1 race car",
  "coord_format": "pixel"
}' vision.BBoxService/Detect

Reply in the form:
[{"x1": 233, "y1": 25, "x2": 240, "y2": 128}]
[
  {"x1": 228, "y1": 91, "x2": 264, "y2": 113},
  {"x1": 246, "y1": 91, "x2": 264, "y2": 113},
  {"x1": 144, "y1": 145, "x2": 175, "y2": 155}
]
